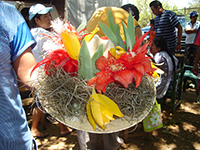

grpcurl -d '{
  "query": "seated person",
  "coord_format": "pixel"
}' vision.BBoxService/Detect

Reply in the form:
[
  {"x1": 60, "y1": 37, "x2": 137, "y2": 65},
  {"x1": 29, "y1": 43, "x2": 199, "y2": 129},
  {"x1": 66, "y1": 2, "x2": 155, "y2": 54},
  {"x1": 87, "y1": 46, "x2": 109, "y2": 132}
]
[
  {"x1": 86, "y1": 6, "x2": 142, "y2": 40},
  {"x1": 150, "y1": 37, "x2": 178, "y2": 99}
]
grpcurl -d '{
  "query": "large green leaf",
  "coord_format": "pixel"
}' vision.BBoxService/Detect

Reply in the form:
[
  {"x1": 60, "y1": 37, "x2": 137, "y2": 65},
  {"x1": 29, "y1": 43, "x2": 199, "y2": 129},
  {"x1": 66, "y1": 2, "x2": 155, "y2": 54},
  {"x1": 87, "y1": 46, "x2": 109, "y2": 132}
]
[
  {"x1": 99, "y1": 22, "x2": 118, "y2": 46},
  {"x1": 127, "y1": 13, "x2": 135, "y2": 48},
  {"x1": 78, "y1": 40, "x2": 93, "y2": 81},
  {"x1": 91, "y1": 44, "x2": 103, "y2": 75},
  {"x1": 76, "y1": 18, "x2": 87, "y2": 33},
  {"x1": 108, "y1": 10, "x2": 116, "y2": 34},
  {"x1": 115, "y1": 24, "x2": 127, "y2": 51},
  {"x1": 122, "y1": 22, "x2": 132, "y2": 51}
]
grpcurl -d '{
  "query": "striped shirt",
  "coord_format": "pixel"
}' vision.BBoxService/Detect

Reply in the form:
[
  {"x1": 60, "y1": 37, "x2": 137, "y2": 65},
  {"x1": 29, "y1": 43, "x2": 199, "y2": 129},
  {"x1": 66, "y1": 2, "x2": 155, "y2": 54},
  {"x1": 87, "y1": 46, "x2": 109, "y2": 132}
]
[
  {"x1": 0, "y1": 1, "x2": 36, "y2": 149},
  {"x1": 154, "y1": 10, "x2": 180, "y2": 51}
]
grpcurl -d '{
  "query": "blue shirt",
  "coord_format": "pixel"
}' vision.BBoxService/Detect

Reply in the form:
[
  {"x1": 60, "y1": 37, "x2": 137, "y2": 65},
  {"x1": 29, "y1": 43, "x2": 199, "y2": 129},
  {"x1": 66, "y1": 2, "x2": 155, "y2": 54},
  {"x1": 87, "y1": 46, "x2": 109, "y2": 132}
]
[
  {"x1": 154, "y1": 10, "x2": 180, "y2": 50},
  {"x1": 0, "y1": 1, "x2": 36, "y2": 149}
]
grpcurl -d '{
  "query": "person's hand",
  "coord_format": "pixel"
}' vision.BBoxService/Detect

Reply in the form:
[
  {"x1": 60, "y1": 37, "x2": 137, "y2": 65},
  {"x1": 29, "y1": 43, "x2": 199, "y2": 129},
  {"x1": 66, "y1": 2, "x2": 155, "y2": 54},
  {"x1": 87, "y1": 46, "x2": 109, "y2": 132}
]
[
  {"x1": 176, "y1": 44, "x2": 181, "y2": 52},
  {"x1": 192, "y1": 63, "x2": 199, "y2": 76}
]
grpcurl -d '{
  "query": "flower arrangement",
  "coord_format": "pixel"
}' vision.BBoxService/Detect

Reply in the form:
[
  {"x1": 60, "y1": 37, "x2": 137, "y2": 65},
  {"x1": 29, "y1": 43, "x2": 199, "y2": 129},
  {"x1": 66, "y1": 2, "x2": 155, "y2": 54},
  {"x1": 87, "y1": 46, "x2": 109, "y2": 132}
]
[{"x1": 31, "y1": 11, "x2": 156, "y2": 133}]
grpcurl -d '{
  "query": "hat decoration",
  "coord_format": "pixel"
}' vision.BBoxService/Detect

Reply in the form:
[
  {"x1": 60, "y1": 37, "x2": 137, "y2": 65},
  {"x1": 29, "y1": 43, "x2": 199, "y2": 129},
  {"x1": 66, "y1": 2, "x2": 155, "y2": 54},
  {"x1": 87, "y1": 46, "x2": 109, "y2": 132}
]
[{"x1": 31, "y1": 10, "x2": 156, "y2": 133}]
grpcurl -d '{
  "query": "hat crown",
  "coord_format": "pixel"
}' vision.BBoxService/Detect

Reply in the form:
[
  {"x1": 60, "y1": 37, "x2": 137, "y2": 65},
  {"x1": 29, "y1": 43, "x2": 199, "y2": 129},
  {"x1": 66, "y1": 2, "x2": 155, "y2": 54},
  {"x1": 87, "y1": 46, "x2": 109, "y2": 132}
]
[
  {"x1": 30, "y1": 4, "x2": 46, "y2": 14},
  {"x1": 29, "y1": 3, "x2": 53, "y2": 20},
  {"x1": 190, "y1": 11, "x2": 198, "y2": 17}
]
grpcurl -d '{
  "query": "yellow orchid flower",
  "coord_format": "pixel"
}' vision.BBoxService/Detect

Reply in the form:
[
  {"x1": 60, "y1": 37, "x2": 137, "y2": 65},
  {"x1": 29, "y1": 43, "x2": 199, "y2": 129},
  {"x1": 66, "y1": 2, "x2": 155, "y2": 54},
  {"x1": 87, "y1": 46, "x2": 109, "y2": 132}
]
[
  {"x1": 151, "y1": 62, "x2": 164, "y2": 82},
  {"x1": 109, "y1": 46, "x2": 126, "y2": 59},
  {"x1": 61, "y1": 31, "x2": 81, "y2": 60},
  {"x1": 86, "y1": 88, "x2": 123, "y2": 130}
]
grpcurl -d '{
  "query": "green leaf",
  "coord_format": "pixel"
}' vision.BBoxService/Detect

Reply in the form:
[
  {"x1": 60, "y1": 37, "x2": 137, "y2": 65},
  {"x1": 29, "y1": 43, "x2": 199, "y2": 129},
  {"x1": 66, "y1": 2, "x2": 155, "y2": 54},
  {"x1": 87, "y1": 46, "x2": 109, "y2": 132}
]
[
  {"x1": 115, "y1": 24, "x2": 127, "y2": 51},
  {"x1": 108, "y1": 10, "x2": 116, "y2": 34},
  {"x1": 91, "y1": 44, "x2": 103, "y2": 75},
  {"x1": 99, "y1": 22, "x2": 118, "y2": 46},
  {"x1": 76, "y1": 18, "x2": 87, "y2": 33},
  {"x1": 127, "y1": 13, "x2": 135, "y2": 48},
  {"x1": 122, "y1": 21, "x2": 132, "y2": 51},
  {"x1": 78, "y1": 40, "x2": 93, "y2": 81}
]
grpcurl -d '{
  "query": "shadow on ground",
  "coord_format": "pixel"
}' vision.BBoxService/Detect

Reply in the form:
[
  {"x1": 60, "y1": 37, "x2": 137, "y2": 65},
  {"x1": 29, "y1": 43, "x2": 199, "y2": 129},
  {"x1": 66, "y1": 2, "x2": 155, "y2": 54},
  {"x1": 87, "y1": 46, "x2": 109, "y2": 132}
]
[{"x1": 22, "y1": 88, "x2": 200, "y2": 150}]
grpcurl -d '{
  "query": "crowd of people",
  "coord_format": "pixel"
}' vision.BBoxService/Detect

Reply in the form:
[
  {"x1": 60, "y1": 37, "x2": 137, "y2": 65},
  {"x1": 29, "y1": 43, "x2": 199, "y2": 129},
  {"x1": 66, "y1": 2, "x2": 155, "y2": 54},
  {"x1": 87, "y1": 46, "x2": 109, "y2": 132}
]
[{"x1": 0, "y1": 0, "x2": 200, "y2": 149}]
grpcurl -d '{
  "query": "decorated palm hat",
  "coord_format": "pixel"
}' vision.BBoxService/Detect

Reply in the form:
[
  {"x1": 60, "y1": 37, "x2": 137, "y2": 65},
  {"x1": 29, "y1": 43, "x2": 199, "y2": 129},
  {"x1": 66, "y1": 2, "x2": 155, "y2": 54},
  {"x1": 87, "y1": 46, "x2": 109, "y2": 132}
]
[
  {"x1": 29, "y1": 3, "x2": 53, "y2": 20},
  {"x1": 31, "y1": 15, "x2": 156, "y2": 133},
  {"x1": 190, "y1": 11, "x2": 198, "y2": 18}
]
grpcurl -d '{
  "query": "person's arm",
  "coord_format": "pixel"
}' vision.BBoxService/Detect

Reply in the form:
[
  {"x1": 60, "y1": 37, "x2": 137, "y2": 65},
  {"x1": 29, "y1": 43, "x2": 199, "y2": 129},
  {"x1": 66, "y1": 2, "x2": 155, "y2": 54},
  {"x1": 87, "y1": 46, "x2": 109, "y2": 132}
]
[
  {"x1": 185, "y1": 28, "x2": 198, "y2": 34},
  {"x1": 135, "y1": 26, "x2": 142, "y2": 39},
  {"x1": 192, "y1": 46, "x2": 200, "y2": 75},
  {"x1": 13, "y1": 47, "x2": 37, "y2": 89},
  {"x1": 176, "y1": 24, "x2": 182, "y2": 52}
]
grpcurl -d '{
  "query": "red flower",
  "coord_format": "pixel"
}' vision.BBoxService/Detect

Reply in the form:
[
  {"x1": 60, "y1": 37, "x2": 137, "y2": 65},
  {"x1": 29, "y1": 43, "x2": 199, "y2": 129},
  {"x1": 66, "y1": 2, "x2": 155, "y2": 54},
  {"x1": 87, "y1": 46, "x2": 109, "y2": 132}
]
[
  {"x1": 31, "y1": 49, "x2": 78, "y2": 76},
  {"x1": 87, "y1": 45, "x2": 153, "y2": 93}
]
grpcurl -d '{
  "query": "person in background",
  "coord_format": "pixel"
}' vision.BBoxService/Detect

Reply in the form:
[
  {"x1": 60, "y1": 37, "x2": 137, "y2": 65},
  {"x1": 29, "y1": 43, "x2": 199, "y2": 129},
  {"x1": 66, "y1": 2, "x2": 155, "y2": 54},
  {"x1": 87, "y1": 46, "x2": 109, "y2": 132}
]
[
  {"x1": 86, "y1": 5, "x2": 142, "y2": 40},
  {"x1": 184, "y1": 11, "x2": 200, "y2": 65},
  {"x1": 150, "y1": 37, "x2": 178, "y2": 99},
  {"x1": 0, "y1": 1, "x2": 38, "y2": 149},
  {"x1": 192, "y1": 26, "x2": 200, "y2": 76},
  {"x1": 28, "y1": 3, "x2": 73, "y2": 138},
  {"x1": 149, "y1": 0, "x2": 182, "y2": 55},
  {"x1": 121, "y1": 3, "x2": 140, "y2": 22}
]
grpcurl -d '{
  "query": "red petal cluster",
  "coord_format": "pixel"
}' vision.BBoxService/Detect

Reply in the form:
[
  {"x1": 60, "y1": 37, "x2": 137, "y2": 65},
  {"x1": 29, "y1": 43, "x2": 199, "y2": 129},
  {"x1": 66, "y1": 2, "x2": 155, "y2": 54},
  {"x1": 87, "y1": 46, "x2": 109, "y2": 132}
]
[
  {"x1": 87, "y1": 31, "x2": 153, "y2": 93},
  {"x1": 31, "y1": 49, "x2": 78, "y2": 76}
]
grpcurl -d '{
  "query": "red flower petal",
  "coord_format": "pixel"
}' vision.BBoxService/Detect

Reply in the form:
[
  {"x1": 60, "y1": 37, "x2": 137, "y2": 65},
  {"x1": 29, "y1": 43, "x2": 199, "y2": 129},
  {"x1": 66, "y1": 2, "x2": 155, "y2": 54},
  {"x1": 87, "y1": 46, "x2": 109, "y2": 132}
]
[
  {"x1": 132, "y1": 69, "x2": 143, "y2": 88},
  {"x1": 96, "y1": 56, "x2": 108, "y2": 71},
  {"x1": 96, "y1": 70, "x2": 114, "y2": 93},
  {"x1": 87, "y1": 77, "x2": 97, "y2": 87},
  {"x1": 131, "y1": 64, "x2": 145, "y2": 76},
  {"x1": 132, "y1": 30, "x2": 150, "y2": 53},
  {"x1": 141, "y1": 59, "x2": 153, "y2": 73},
  {"x1": 113, "y1": 70, "x2": 134, "y2": 88}
]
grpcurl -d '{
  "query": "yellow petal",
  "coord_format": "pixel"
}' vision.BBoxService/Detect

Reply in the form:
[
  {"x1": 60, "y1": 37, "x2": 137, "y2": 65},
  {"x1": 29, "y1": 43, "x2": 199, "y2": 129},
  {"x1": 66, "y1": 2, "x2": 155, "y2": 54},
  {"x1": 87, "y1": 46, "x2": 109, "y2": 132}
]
[
  {"x1": 98, "y1": 95, "x2": 115, "y2": 120},
  {"x1": 86, "y1": 100, "x2": 96, "y2": 130},
  {"x1": 85, "y1": 25, "x2": 100, "y2": 43},
  {"x1": 98, "y1": 94, "x2": 123, "y2": 118},
  {"x1": 61, "y1": 31, "x2": 80, "y2": 60},
  {"x1": 102, "y1": 113, "x2": 110, "y2": 125},
  {"x1": 153, "y1": 71, "x2": 159, "y2": 82},
  {"x1": 90, "y1": 94, "x2": 106, "y2": 130}
]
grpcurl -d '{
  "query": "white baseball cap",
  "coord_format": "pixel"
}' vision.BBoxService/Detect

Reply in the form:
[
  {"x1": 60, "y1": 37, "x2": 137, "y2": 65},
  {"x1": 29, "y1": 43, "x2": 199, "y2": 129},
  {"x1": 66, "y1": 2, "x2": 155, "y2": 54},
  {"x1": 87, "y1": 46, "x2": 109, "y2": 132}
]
[{"x1": 29, "y1": 3, "x2": 53, "y2": 20}]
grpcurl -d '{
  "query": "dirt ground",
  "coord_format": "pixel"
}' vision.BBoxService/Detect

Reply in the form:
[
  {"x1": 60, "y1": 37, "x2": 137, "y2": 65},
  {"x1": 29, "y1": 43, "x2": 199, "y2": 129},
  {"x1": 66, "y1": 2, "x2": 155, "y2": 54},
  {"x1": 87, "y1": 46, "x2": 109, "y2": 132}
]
[{"x1": 22, "y1": 87, "x2": 200, "y2": 150}]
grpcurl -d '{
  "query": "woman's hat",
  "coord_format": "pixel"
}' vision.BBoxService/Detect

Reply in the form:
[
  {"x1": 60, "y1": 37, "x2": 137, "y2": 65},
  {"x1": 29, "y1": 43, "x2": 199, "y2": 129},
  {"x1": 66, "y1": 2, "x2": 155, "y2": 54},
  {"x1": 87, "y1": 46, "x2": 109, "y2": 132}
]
[{"x1": 29, "y1": 3, "x2": 53, "y2": 20}]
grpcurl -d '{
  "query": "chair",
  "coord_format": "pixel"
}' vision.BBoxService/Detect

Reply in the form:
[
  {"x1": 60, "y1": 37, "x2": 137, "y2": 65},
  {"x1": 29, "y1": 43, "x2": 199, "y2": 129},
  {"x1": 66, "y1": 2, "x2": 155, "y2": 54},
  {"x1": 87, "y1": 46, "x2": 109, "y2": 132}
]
[
  {"x1": 162, "y1": 64, "x2": 184, "y2": 113},
  {"x1": 182, "y1": 64, "x2": 200, "y2": 103}
]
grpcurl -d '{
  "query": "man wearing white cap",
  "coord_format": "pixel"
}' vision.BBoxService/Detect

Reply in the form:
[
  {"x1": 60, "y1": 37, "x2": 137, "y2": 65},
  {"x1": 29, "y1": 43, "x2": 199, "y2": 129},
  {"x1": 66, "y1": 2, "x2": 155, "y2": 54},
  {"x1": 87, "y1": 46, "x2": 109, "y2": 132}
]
[{"x1": 184, "y1": 11, "x2": 200, "y2": 65}]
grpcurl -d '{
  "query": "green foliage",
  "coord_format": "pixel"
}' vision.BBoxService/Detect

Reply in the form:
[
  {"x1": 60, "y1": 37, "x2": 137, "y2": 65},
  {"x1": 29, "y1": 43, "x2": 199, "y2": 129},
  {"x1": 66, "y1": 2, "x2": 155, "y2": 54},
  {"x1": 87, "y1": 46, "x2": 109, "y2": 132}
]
[
  {"x1": 78, "y1": 40, "x2": 93, "y2": 81},
  {"x1": 91, "y1": 44, "x2": 103, "y2": 75},
  {"x1": 99, "y1": 10, "x2": 135, "y2": 52},
  {"x1": 98, "y1": 22, "x2": 118, "y2": 46},
  {"x1": 78, "y1": 40, "x2": 103, "y2": 81},
  {"x1": 127, "y1": 13, "x2": 135, "y2": 48}
]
